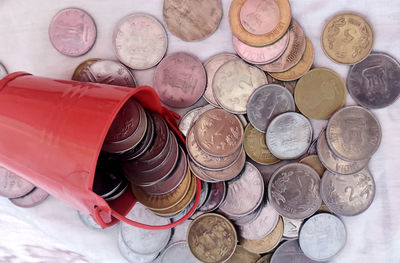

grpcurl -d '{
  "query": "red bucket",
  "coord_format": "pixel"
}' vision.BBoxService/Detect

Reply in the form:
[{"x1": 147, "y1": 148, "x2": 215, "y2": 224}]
[{"x1": 0, "y1": 72, "x2": 200, "y2": 229}]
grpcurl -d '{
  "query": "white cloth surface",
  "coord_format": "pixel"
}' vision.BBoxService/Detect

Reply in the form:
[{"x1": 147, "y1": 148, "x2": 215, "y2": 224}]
[{"x1": 0, "y1": 0, "x2": 399, "y2": 262}]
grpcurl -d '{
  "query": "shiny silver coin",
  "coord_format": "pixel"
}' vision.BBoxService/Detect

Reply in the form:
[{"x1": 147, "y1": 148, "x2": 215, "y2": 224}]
[
  {"x1": 326, "y1": 106, "x2": 381, "y2": 161},
  {"x1": 266, "y1": 112, "x2": 313, "y2": 160},
  {"x1": 78, "y1": 211, "x2": 102, "y2": 230},
  {"x1": 282, "y1": 217, "x2": 304, "y2": 240},
  {"x1": 247, "y1": 84, "x2": 295, "y2": 133},
  {"x1": 320, "y1": 168, "x2": 375, "y2": 216},
  {"x1": 118, "y1": 231, "x2": 159, "y2": 263},
  {"x1": 0, "y1": 62, "x2": 8, "y2": 79},
  {"x1": 317, "y1": 130, "x2": 369, "y2": 175},
  {"x1": 299, "y1": 213, "x2": 346, "y2": 261},
  {"x1": 178, "y1": 108, "x2": 202, "y2": 137},
  {"x1": 160, "y1": 241, "x2": 201, "y2": 263},
  {"x1": 271, "y1": 240, "x2": 319, "y2": 263},
  {"x1": 347, "y1": 52, "x2": 400, "y2": 109},
  {"x1": 268, "y1": 163, "x2": 321, "y2": 219}
]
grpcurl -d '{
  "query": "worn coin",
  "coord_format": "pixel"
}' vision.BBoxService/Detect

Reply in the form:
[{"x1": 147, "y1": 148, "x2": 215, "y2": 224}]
[
  {"x1": 299, "y1": 213, "x2": 346, "y2": 261},
  {"x1": 294, "y1": 68, "x2": 346, "y2": 120},
  {"x1": 187, "y1": 213, "x2": 237, "y2": 263},
  {"x1": 269, "y1": 37, "x2": 314, "y2": 81},
  {"x1": 256, "y1": 254, "x2": 272, "y2": 263},
  {"x1": 199, "y1": 182, "x2": 227, "y2": 212},
  {"x1": 266, "y1": 112, "x2": 312, "y2": 160},
  {"x1": 9, "y1": 187, "x2": 49, "y2": 208},
  {"x1": 0, "y1": 167, "x2": 35, "y2": 198},
  {"x1": 0, "y1": 62, "x2": 7, "y2": 79},
  {"x1": 229, "y1": 0, "x2": 291, "y2": 46},
  {"x1": 322, "y1": 12, "x2": 374, "y2": 65},
  {"x1": 213, "y1": 59, "x2": 268, "y2": 114},
  {"x1": 271, "y1": 240, "x2": 318, "y2": 263},
  {"x1": 259, "y1": 19, "x2": 306, "y2": 73},
  {"x1": 282, "y1": 217, "x2": 303, "y2": 240},
  {"x1": 226, "y1": 245, "x2": 260, "y2": 263},
  {"x1": 268, "y1": 163, "x2": 321, "y2": 219},
  {"x1": 113, "y1": 13, "x2": 167, "y2": 70},
  {"x1": 266, "y1": 74, "x2": 297, "y2": 94},
  {"x1": 320, "y1": 169, "x2": 375, "y2": 216},
  {"x1": 117, "y1": 231, "x2": 159, "y2": 263},
  {"x1": 160, "y1": 241, "x2": 201, "y2": 263},
  {"x1": 179, "y1": 107, "x2": 203, "y2": 137},
  {"x1": 233, "y1": 202, "x2": 263, "y2": 226},
  {"x1": 71, "y1": 58, "x2": 99, "y2": 81},
  {"x1": 347, "y1": 52, "x2": 400, "y2": 108},
  {"x1": 326, "y1": 106, "x2": 381, "y2": 161},
  {"x1": 247, "y1": 84, "x2": 295, "y2": 132},
  {"x1": 299, "y1": 154, "x2": 325, "y2": 178}
]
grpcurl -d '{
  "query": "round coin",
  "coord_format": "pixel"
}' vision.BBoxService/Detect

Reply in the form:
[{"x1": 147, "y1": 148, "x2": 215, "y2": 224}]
[
  {"x1": 282, "y1": 217, "x2": 303, "y2": 240},
  {"x1": 161, "y1": 241, "x2": 201, "y2": 263},
  {"x1": 118, "y1": 231, "x2": 159, "y2": 263},
  {"x1": 299, "y1": 154, "x2": 325, "y2": 178},
  {"x1": 265, "y1": 74, "x2": 297, "y2": 94},
  {"x1": 199, "y1": 182, "x2": 227, "y2": 212},
  {"x1": 179, "y1": 107, "x2": 203, "y2": 137},
  {"x1": 78, "y1": 211, "x2": 101, "y2": 230},
  {"x1": 71, "y1": 58, "x2": 99, "y2": 81},
  {"x1": 189, "y1": 160, "x2": 219, "y2": 183},
  {"x1": 322, "y1": 12, "x2": 374, "y2": 65},
  {"x1": 271, "y1": 240, "x2": 318, "y2": 263},
  {"x1": 0, "y1": 62, "x2": 7, "y2": 79},
  {"x1": 9, "y1": 187, "x2": 49, "y2": 208},
  {"x1": 233, "y1": 203, "x2": 263, "y2": 226},
  {"x1": 226, "y1": 245, "x2": 260, "y2": 263},
  {"x1": 257, "y1": 254, "x2": 272, "y2": 263},
  {"x1": 0, "y1": 167, "x2": 35, "y2": 198}
]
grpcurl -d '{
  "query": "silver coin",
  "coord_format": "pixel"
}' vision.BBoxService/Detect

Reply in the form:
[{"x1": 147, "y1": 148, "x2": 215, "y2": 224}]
[
  {"x1": 268, "y1": 163, "x2": 321, "y2": 219},
  {"x1": 266, "y1": 112, "x2": 313, "y2": 160},
  {"x1": 282, "y1": 217, "x2": 304, "y2": 240},
  {"x1": 320, "y1": 168, "x2": 375, "y2": 216},
  {"x1": 78, "y1": 211, "x2": 102, "y2": 230},
  {"x1": 169, "y1": 219, "x2": 192, "y2": 244},
  {"x1": 326, "y1": 106, "x2": 382, "y2": 161},
  {"x1": 307, "y1": 139, "x2": 318, "y2": 155},
  {"x1": 233, "y1": 201, "x2": 263, "y2": 226},
  {"x1": 113, "y1": 13, "x2": 167, "y2": 70},
  {"x1": 178, "y1": 107, "x2": 202, "y2": 137},
  {"x1": 347, "y1": 52, "x2": 400, "y2": 109},
  {"x1": 0, "y1": 167, "x2": 35, "y2": 198},
  {"x1": 0, "y1": 63, "x2": 8, "y2": 79},
  {"x1": 317, "y1": 130, "x2": 369, "y2": 175},
  {"x1": 118, "y1": 231, "x2": 159, "y2": 263},
  {"x1": 299, "y1": 213, "x2": 346, "y2": 261},
  {"x1": 247, "y1": 84, "x2": 295, "y2": 133},
  {"x1": 160, "y1": 241, "x2": 201, "y2": 263},
  {"x1": 271, "y1": 240, "x2": 319, "y2": 263},
  {"x1": 197, "y1": 181, "x2": 209, "y2": 209},
  {"x1": 238, "y1": 114, "x2": 248, "y2": 128},
  {"x1": 120, "y1": 203, "x2": 171, "y2": 255},
  {"x1": 219, "y1": 162, "x2": 264, "y2": 218}
]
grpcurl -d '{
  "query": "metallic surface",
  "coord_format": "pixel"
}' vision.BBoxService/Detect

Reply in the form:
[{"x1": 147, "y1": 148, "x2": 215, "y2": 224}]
[
  {"x1": 189, "y1": 160, "x2": 219, "y2": 183},
  {"x1": 118, "y1": 231, "x2": 159, "y2": 263},
  {"x1": 257, "y1": 254, "x2": 272, "y2": 263},
  {"x1": 271, "y1": 240, "x2": 318, "y2": 263},
  {"x1": 0, "y1": 167, "x2": 35, "y2": 198},
  {"x1": 265, "y1": 74, "x2": 297, "y2": 94},
  {"x1": 299, "y1": 154, "x2": 325, "y2": 178},
  {"x1": 78, "y1": 211, "x2": 102, "y2": 230},
  {"x1": 240, "y1": 0, "x2": 281, "y2": 35},
  {"x1": 282, "y1": 217, "x2": 303, "y2": 240},
  {"x1": 199, "y1": 182, "x2": 227, "y2": 212},
  {"x1": 226, "y1": 245, "x2": 260, "y2": 263},
  {"x1": 71, "y1": 58, "x2": 100, "y2": 81},
  {"x1": 0, "y1": 63, "x2": 7, "y2": 79},
  {"x1": 9, "y1": 187, "x2": 49, "y2": 208},
  {"x1": 160, "y1": 241, "x2": 201, "y2": 263},
  {"x1": 178, "y1": 107, "x2": 203, "y2": 137}
]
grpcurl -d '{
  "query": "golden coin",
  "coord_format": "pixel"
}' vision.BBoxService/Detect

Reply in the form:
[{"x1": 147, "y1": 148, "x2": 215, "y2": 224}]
[
  {"x1": 131, "y1": 168, "x2": 191, "y2": 211},
  {"x1": 240, "y1": 217, "x2": 283, "y2": 254},
  {"x1": 299, "y1": 154, "x2": 325, "y2": 178},
  {"x1": 229, "y1": 0, "x2": 291, "y2": 46},
  {"x1": 226, "y1": 245, "x2": 260, "y2": 263},
  {"x1": 187, "y1": 213, "x2": 237, "y2": 263},
  {"x1": 256, "y1": 254, "x2": 272, "y2": 263},
  {"x1": 269, "y1": 37, "x2": 314, "y2": 81},
  {"x1": 71, "y1": 58, "x2": 100, "y2": 80},
  {"x1": 244, "y1": 124, "x2": 280, "y2": 165},
  {"x1": 322, "y1": 12, "x2": 374, "y2": 65},
  {"x1": 294, "y1": 68, "x2": 346, "y2": 120}
]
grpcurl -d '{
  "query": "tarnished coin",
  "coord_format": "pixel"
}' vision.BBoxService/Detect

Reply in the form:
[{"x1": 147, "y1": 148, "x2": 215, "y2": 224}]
[
  {"x1": 282, "y1": 217, "x2": 303, "y2": 240},
  {"x1": 247, "y1": 84, "x2": 295, "y2": 132},
  {"x1": 219, "y1": 162, "x2": 264, "y2": 218},
  {"x1": 71, "y1": 58, "x2": 99, "y2": 81},
  {"x1": 269, "y1": 37, "x2": 314, "y2": 81},
  {"x1": 268, "y1": 163, "x2": 321, "y2": 219},
  {"x1": 320, "y1": 169, "x2": 375, "y2": 216},
  {"x1": 259, "y1": 20, "x2": 306, "y2": 73},
  {"x1": 229, "y1": 0, "x2": 291, "y2": 46},
  {"x1": 299, "y1": 213, "x2": 346, "y2": 261},
  {"x1": 118, "y1": 231, "x2": 159, "y2": 263},
  {"x1": 0, "y1": 167, "x2": 35, "y2": 198},
  {"x1": 294, "y1": 68, "x2": 346, "y2": 120},
  {"x1": 161, "y1": 241, "x2": 201, "y2": 263},
  {"x1": 347, "y1": 52, "x2": 400, "y2": 108},
  {"x1": 265, "y1": 74, "x2": 297, "y2": 94},
  {"x1": 9, "y1": 187, "x2": 49, "y2": 208},
  {"x1": 199, "y1": 182, "x2": 227, "y2": 212},
  {"x1": 187, "y1": 213, "x2": 237, "y2": 263},
  {"x1": 213, "y1": 59, "x2": 268, "y2": 114},
  {"x1": 257, "y1": 254, "x2": 272, "y2": 263},
  {"x1": 266, "y1": 112, "x2": 312, "y2": 160},
  {"x1": 326, "y1": 106, "x2": 381, "y2": 161},
  {"x1": 271, "y1": 240, "x2": 318, "y2": 263},
  {"x1": 154, "y1": 52, "x2": 206, "y2": 108},
  {"x1": 113, "y1": 13, "x2": 167, "y2": 70},
  {"x1": 0, "y1": 62, "x2": 8, "y2": 79},
  {"x1": 317, "y1": 130, "x2": 369, "y2": 175},
  {"x1": 322, "y1": 12, "x2": 374, "y2": 65},
  {"x1": 299, "y1": 154, "x2": 325, "y2": 178},
  {"x1": 226, "y1": 245, "x2": 260, "y2": 263},
  {"x1": 163, "y1": 0, "x2": 222, "y2": 41}
]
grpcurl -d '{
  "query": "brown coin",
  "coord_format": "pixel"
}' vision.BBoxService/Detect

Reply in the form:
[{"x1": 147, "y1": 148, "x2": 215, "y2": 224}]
[
  {"x1": 200, "y1": 182, "x2": 227, "y2": 212},
  {"x1": 229, "y1": 0, "x2": 291, "y2": 46},
  {"x1": 322, "y1": 12, "x2": 374, "y2": 65},
  {"x1": 187, "y1": 213, "x2": 237, "y2": 263},
  {"x1": 163, "y1": 0, "x2": 222, "y2": 42},
  {"x1": 299, "y1": 154, "x2": 325, "y2": 178},
  {"x1": 269, "y1": 37, "x2": 314, "y2": 81},
  {"x1": 256, "y1": 254, "x2": 272, "y2": 263},
  {"x1": 226, "y1": 245, "x2": 260, "y2": 263},
  {"x1": 71, "y1": 58, "x2": 99, "y2": 81},
  {"x1": 265, "y1": 74, "x2": 297, "y2": 95},
  {"x1": 240, "y1": 217, "x2": 283, "y2": 254},
  {"x1": 189, "y1": 160, "x2": 219, "y2": 183}
]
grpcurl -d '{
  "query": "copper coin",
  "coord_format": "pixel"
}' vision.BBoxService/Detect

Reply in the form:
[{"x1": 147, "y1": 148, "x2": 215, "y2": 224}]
[
  {"x1": 265, "y1": 74, "x2": 297, "y2": 94},
  {"x1": 154, "y1": 52, "x2": 206, "y2": 108},
  {"x1": 189, "y1": 160, "x2": 219, "y2": 183},
  {"x1": 163, "y1": 0, "x2": 223, "y2": 41},
  {"x1": 0, "y1": 167, "x2": 35, "y2": 198},
  {"x1": 49, "y1": 8, "x2": 96, "y2": 57},
  {"x1": 194, "y1": 108, "x2": 244, "y2": 157},
  {"x1": 199, "y1": 182, "x2": 227, "y2": 212},
  {"x1": 71, "y1": 58, "x2": 99, "y2": 81},
  {"x1": 226, "y1": 245, "x2": 260, "y2": 263},
  {"x1": 10, "y1": 187, "x2": 49, "y2": 208},
  {"x1": 259, "y1": 19, "x2": 306, "y2": 73}
]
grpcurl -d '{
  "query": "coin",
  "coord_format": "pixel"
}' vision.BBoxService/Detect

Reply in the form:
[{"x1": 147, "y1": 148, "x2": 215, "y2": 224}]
[
  {"x1": 268, "y1": 163, "x2": 321, "y2": 219},
  {"x1": 203, "y1": 53, "x2": 239, "y2": 107},
  {"x1": 71, "y1": 58, "x2": 100, "y2": 81},
  {"x1": 0, "y1": 167, "x2": 35, "y2": 198},
  {"x1": 299, "y1": 213, "x2": 346, "y2": 261},
  {"x1": 322, "y1": 12, "x2": 374, "y2": 65},
  {"x1": 197, "y1": 181, "x2": 210, "y2": 209},
  {"x1": 199, "y1": 182, "x2": 227, "y2": 212},
  {"x1": 294, "y1": 68, "x2": 346, "y2": 120},
  {"x1": 9, "y1": 187, "x2": 49, "y2": 208},
  {"x1": 226, "y1": 245, "x2": 260, "y2": 263},
  {"x1": 189, "y1": 160, "x2": 218, "y2": 183},
  {"x1": 93, "y1": 155, "x2": 124, "y2": 198},
  {"x1": 320, "y1": 169, "x2": 375, "y2": 216},
  {"x1": 282, "y1": 217, "x2": 303, "y2": 240},
  {"x1": 160, "y1": 241, "x2": 201, "y2": 263},
  {"x1": 154, "y1": 52, "x2": 206, "y2": 108},
  {"x1": 229, "y1": 0, "x2": 291, "y2": 46},
  {"x1": 269, "y1": 37, "x2": 314, "y2": 81},
  {"x1": 240, "y1": 217, "x2": 283, "y2": 254},
  {"x1": 163, "y1": 0, "x2": 222, "y2": 41},
  {"x1": 247, "y1": 84, "x2": 295, "y2": 132},
  {"x1": 326, "y1": 106, "x2": 382, "y2": 161},
  {"x1": 347, "y1": 52, "x2": 400, "y2": 108},
  {"x1": 271, "y1": 240, "x2": 317, "y2": 263},
  {"x1": 256, "y1": 254, "x2": 272, "y2": 263},
  {"x1": 179, "y1": 107, "x2": 203, "y2": 137},
  {"x1": 219, "y1": 162, "x2": 264, "y2": 218},
  {"x1": 265, "y1": 74, "x2": 297, "y2": 94},
  {"x1": 49, "y1": 8, "x2": 96, "y2": 57},
  {"x1": 78, "y1": 211, "x2": 102, "y2": 230},
  {"x1": 232, "y1": 31, "x2": 289, "y2": 65},
  {"x1": 317, "y1": 130, "x2": 369, "y2": 175},
  {"x1": 213, "y1": 59, "x2": 267, "y2": 114},
  {"x1": 233, "y1": 203, "x2": 263, "y2": 226},
  {"x1": 113, "y1": 13, "x2": 167, "y2": 70},
  {"x1": 299, "y1": 154, "x2": 325, "y2": 178},
  {"x1": 117, "y1": 231, "x2": 159, "y2": 263},
  {"x1": 0, "y1": 62, "x2": 7, "y2": 79},
  {"x1": 266, "y1": 112, "x2": 312, "y2": 160}
]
